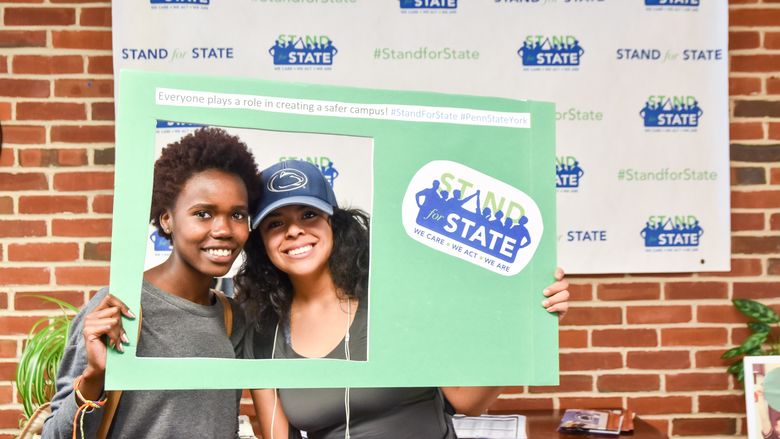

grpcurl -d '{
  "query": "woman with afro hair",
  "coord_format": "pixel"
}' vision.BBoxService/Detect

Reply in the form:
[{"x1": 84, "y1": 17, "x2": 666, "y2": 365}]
[{"x1": 42, "y1": 127, "x2": 260, "y2": 439}]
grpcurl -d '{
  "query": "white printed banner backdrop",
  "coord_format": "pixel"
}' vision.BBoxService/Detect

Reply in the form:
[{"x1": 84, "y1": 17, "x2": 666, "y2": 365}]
[{"x1": 112, "y1": 0, "x2": 729, "y2": 274}]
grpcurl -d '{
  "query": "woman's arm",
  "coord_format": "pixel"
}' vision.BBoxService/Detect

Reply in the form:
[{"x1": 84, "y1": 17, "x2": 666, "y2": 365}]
[
  {"x1": 442, "y1": 268, "x2": 570, "y2": 417},
  {"x1": 251, "y1": 389, "x2": 289, "y2": 439}
]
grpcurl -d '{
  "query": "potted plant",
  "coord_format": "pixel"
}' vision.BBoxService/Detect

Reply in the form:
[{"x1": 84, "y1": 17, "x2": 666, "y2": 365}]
[
  {"x1": 16, "y1": 296, "x2": 78, "y2": 439},
  {"x1": 722, "y1": 298, "x2": 780, "y2": 382}
]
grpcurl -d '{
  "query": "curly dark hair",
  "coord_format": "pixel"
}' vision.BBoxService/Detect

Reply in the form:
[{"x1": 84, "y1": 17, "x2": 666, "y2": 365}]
[
  {"x1": 235, "y1": 207, "x2": 370, "y2": 333},
  {"x1": 150, "y1": 127, "x2": 261, "y2": 240}
]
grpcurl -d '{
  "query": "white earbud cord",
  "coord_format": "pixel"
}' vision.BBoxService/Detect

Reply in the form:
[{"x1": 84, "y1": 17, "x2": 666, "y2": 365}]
[{"x1": 344, "y1": 297, "x2": 351, "y2": 439}]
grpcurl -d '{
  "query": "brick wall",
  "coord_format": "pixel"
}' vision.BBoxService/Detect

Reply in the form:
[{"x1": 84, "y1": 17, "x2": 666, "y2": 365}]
[{"x1": 0, "y1": 0, "x2": 775, "y2": 437}]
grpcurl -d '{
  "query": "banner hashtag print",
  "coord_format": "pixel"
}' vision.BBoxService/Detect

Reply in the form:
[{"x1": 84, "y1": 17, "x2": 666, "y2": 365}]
[
  {"x1": 373, "y1": 48, "x2": 381, "y2": 59},
  {"x1": 617, "y1": 169, "x2": 625, "y2": 181}
]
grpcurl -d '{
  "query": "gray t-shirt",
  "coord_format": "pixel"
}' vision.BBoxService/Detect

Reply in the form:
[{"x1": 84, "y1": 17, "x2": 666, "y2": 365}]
[
  {"x1": 244, "y1": 302, "x2": 456, "y2": 439},
  {"x1": 42, "y1": 280, "x2": 245, "y2": 439}
]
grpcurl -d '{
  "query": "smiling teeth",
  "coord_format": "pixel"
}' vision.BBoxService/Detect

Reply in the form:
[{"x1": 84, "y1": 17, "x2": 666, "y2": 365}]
[
  {"x1": 288, "y1": 245, "x2": 312, "y2": 256},
  {"x1": 207, "y1": 248, "x2": 231, "y2": 257}
]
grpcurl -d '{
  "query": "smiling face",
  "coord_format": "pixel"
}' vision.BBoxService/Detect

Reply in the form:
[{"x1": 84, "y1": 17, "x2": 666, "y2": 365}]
[
  {"x1": 258, "y1": 204, "x2": 333, "y2": 282},
  {"x1": 160, "y1": 169, "x2": 250, "y2": 280}
]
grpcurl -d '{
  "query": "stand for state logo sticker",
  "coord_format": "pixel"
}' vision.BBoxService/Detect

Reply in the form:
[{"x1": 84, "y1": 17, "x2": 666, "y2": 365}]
[{"x1": 402, "y1": 161, "x2": 543, "y2": 277}]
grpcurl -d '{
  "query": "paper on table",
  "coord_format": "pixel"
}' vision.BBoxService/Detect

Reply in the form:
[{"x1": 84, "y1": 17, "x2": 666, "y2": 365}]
[{"x1": 452, "y1": 414, "x2": 527, "y2": 439}]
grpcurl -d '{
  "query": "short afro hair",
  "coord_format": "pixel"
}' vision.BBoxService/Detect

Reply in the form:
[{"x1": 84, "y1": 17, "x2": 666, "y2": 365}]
[{"x1": 150, "y1": 127, "x2": 260, "y2": 240}]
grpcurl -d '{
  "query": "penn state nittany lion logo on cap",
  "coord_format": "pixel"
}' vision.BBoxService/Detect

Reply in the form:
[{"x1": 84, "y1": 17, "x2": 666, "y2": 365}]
[{"x1": 267, "y1": 169, "x2": 308, "y2": 193}]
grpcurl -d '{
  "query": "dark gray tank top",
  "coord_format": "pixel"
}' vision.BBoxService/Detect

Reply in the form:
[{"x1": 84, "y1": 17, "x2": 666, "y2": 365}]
[{"x1": 245, "y1": 302, "x2": 457, "y2": 439}]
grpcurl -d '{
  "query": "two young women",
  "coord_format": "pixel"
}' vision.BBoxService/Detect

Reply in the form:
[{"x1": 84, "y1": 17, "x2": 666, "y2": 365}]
[{"x1": 43, "y1": 128, "x2": 569, "y2": 438}]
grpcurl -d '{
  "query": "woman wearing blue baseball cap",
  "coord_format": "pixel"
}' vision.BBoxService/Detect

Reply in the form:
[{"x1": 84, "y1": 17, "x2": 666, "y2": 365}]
[{"x1": 235, "y1": 159, "x2": 569, "y2": 439}]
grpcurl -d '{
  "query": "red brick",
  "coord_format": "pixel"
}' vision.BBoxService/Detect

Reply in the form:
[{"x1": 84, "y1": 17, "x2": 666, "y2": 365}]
[
  {"x1": 698, "y1": 394, "x2": 746, "y2": 413},
  {"x1": 597, "y1": 282, "x2": 660, "y2": 300},
  {"x1": 567, "y1": 283, "x2": 592, "y2": 301},
  {"x1": 733, "y1": 236, "x2": 780, "y2": 254},
  {"x1": 0, "y1": 102, "x2": 9, "y2": 119},
  {"x1": 0, "y1": 149, "x2": 13, "y2": 166},
  {"x1": 19, "y1": 148, "x2": 56, "y2": 167},
  {"x1": 734, "y1": 282, "x2": 780, "y2": 299},
  {"x1": 769, "y1": 258, "x2": 780, "y2": 275},
  {"x1": 732, "y1": 190, "x2": 780, "y2": 208},
  {"x1": 2, "y1": 125, "x2": 45, "y2": 144},
  {"x1": 627, "y1": 351, "x2": 690, "y2": 369},
  {"x1": 0, "y1": 30, "x2": 46, "y2": 47},
  {"x1": 0, "y1": 197, "x2": 12, "y2": 214},
  {"x1": 645, "y1": 419, "x2": 669, "y2": 436},
  {"x1": 0, "y1": 363, "x2": 18, "y2": 382},
  {"x1": 672, "y1": 418, "x2": 736, "y2": 436},
  {"x1": 628, "y1": 396, "x2": 692, "y2": 415},
  {"x1": 666, "y1": 373, "x2": 729, "y2": 391},
  {"x1": 0, "y1": 78, "x2": 49, "y2": 98},
  {"x1": 54, "y1": 79, "x2": 113, "y2": 98},
  {"x1": 80, "y1": 7, "x2": 111, "y2": 27},
  {"x1": 627, "y1": 305, "x2": 691, "y2": 324},
  {"x1": 560, "y1": 329, "x2": 587, "y2": 348},
  {"x1": 661, "y1": 328, "x2": 728, "y2": 346},
  {"x1": 57, "y1": 149, "x2": 87, "y2": 166},
  {"x1": 55, "y1": 266, "x2": 109, "y2": 285},
  {"x1": 52, "y1": 218, "x2": 111, "y2": 237},
  {"x1": 769, "y1": 77, "x2": 780, "y2": 95},
  {"x1": 732, "y1": 212, "x2": 765, "y2": 231},
  {"x1": 52, "y1": 30, "x2": 111, "y2": 50},
  {"x1": 488, "y1": 398, "x2": 553, "y2": 413},
  {"x1": 17, "y1": 102, "x2": 86, "y2": 120},
  {"x1": 597, "y1": 374, "x2": 660, "y2": 392},
  {"x1": 695, "y1": 350, "x2": 730, "y2": 369},
  {"x1": 14, "y1": 291, "x2": 84, "y2": 310},
  {"x1": 730, "y1": 122, "x2": 763, "y2": 140},
  {"x1": 698, "y1": 305, "x2": 748, "y2": 323},
  {"x1": 84, "y1": 242, "x2": 111, "y2": 261},
  {"x1": 766, "y1": 32, "x2": 780, "y2": 50},
  {"x1": 0, "y1": 267, "x2": 49, "y2": 285},
  {"x1": 88, "y1": 56, "x2": 113, "y2": 74},
  {"x1": 0, "y1": 220, "x2": 46, "y2": 237},
  {"x1": 91, "y1": 102, "x2": 114, "y2": 120},
  {"x1": 560, "y1": 352, "x2": 622, "y2": 371},
  {"x1": 51, "y1": 125, "x2": 114, "y2": 143},
  {"x1": 0, "y1": 408, "x2": 23, "y2": 429},
  {"x1": 92, "y1": 194, "x2": 113, "y2": 213},
  {"x1": 18, "y1": 195, "x2": 87, "y2": 214},
  {"x1": 0, "y1": 316, "x2": 46, "y2": 336},
  {"x1": 732, "y1": 55, "x2": 780, "y2": 72},
  {"x1": 731, "y1": 8, "x2": 780, "y2": 26},
  {"x1": 560, "y1": 306, "x2": 621, "y2": 326},
  {"x1": 771, "y1": 168, "x2": 780, "y2": 184},
  {"x1": 730, "y1": 31, "x2": 760, "y2": 50},
  {"x1": 592, "y1": 329, "x2": 657, "y2": 347},
  {"x1": 4, "y1": 7, "x2": 75, "y2": 26},
  {"x1": 8, "y1": 243, "x2": 79, "y2": 262},
  {"x1": 53, "y1": 171, "x2": 114, "y2": 191},
  {"x1": 0, "y1": 172, "x2": 47, "y2": 190},
  {"x1": 710, "y1": 259, "x2": 762, "y2": 277},
  {"x1": 0, "y1": 341, "x2": 16, "y2": 358},
  {"x1": 559, "y1": 397, "x2": 623, "y2": 410},
  {"x1": 730, "y1": 77, "x2": 761, "y2": 96},
  {"x1": 13, "y1": 55, "x2": 83, "y2": 74},
  {"x1": 665, "y1": 282, "x2": 728, "y2": 300},
  {"x1": 528, "y1": 374, "x2": 592, "y2": 393}
]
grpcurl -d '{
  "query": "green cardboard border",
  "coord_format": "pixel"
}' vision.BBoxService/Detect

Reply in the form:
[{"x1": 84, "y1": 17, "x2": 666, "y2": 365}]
[{"x1": 107, "y1": 69, "x2": 557, "y2": 390}]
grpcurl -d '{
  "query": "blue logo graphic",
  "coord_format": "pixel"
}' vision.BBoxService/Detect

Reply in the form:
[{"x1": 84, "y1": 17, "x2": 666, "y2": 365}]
[
  {"x1": 641, "y1": 216, "x2": 703, "y2": 248},
  {"x1": 640, "y1": 96, "x2": 702, "y2": 128},
  {"x1": 269, "y1": 36, "x2": 338, "y2": 66},
  {"x1": 400, "y1": 0, "x2": 456, "y2": 9},
  {"x1": 415, "y1": 180, "x2": 531, "y2": 263},
  {"x1": 151, "y1": 0, "x2": 209, "y2": 4},
  {"x1": 155, "y1": 120, "x2": 204, "y2": 129},
  {"x1": 645, "y1": 0, "x2": 699, "y2": 7},
  {"x1": 518, "y1": 36, "x2": 584, "y2": 67},
  {"x1": 556, "y1": 157, "x2": 584, "y2": 189},
  {"x1": 268, "y1": 169, "x2": 308, "y2": 193},
  {"x1": 320, "y1": 161, "x2": 339, "y2": 189},
  {"x1": 150, "y1": 229, "x2": 172, "y2": 252}
]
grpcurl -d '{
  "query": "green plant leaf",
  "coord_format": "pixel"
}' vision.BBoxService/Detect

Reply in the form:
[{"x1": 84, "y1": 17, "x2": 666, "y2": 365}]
[
  {"x1": 721, "y1": 347, "x2": 742, "y2": 360},
  {"x1": 727, "y1": 361, "x2": 744, "y2": 375},
  {"x1": 740, "y1": 331, "x2": 769, "y2": 353},
  {"x1": 748, "y1": 322, "x2": 772, "y2": 333},
  {"x1": 734, "y1": 299, "x2": 780, "y2": 323}
]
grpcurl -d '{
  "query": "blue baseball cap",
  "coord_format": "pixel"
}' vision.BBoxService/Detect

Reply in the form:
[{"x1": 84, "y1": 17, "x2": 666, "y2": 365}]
[{"x1": 251, "y1": 160, "x2": 338, "y2": 230}]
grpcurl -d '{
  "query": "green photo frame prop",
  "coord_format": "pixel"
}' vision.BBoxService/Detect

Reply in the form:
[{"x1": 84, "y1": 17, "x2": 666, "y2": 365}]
[{"x1": 107, "y1": 69, "x2": 557, "y2": 390}]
